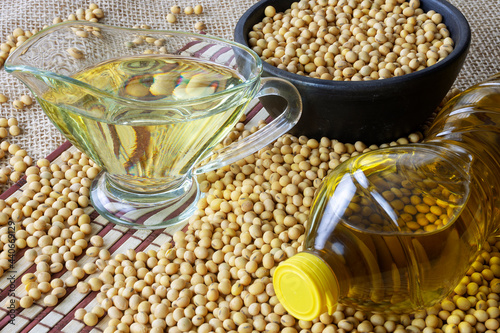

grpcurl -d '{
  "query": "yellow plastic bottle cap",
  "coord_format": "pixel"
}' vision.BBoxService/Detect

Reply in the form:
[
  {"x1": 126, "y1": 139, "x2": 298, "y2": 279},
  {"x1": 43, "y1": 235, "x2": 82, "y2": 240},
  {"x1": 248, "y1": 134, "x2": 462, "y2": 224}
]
[{"x1": 273, "y1": 252, "x2": 339, "y2": 321}]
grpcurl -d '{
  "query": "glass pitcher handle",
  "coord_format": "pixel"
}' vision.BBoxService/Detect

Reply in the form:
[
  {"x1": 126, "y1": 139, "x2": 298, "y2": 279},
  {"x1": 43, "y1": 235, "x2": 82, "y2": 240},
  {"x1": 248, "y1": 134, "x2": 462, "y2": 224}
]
[{"x1": 194, "y1": 77, "x2": 302, "y2": 175}]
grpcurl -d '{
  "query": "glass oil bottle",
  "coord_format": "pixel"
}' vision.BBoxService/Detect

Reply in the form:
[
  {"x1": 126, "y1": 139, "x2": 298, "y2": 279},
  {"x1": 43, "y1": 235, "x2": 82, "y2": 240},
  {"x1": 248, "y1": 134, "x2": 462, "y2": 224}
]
[{"x1": 273, "y1": 74, "x2": 500, "y2": 319}]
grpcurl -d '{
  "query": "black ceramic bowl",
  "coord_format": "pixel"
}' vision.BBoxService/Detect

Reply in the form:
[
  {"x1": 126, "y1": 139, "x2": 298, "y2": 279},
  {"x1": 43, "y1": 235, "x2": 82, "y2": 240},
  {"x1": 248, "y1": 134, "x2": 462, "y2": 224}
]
[{"x1": 235, "y1": 0, "x2": 471, "y2": 144}]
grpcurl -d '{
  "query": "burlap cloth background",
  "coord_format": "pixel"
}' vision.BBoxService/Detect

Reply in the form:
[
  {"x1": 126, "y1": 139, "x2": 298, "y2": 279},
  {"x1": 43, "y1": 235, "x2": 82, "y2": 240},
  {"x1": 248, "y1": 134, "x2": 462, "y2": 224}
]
[{"x1": 0, "y1": 0, "x2": 498, "y2": 165}]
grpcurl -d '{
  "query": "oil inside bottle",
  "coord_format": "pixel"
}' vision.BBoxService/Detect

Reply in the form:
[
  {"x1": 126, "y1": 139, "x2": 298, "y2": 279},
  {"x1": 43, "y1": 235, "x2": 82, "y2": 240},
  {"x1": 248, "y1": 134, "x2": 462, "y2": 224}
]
[{"x1": 304, "y1": 144, "x2": 486, "y2": 313}]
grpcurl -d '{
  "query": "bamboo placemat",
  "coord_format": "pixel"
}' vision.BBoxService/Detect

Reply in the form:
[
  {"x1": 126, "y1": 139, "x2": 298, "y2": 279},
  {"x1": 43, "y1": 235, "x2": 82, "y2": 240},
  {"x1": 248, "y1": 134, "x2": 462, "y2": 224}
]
[
  {"x1": 0, "y1": 144, "x2": 187, "y2": 333},
  {"x1": 0, "y1": 100, "x2": 270, "y2": 333}
]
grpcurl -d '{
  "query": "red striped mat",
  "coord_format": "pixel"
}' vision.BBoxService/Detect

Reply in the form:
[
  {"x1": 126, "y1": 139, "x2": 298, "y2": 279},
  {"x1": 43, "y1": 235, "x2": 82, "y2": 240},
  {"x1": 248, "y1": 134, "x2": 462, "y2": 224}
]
[{"x1": 0, "y1": 99, "x2": 271, "y2": 333}]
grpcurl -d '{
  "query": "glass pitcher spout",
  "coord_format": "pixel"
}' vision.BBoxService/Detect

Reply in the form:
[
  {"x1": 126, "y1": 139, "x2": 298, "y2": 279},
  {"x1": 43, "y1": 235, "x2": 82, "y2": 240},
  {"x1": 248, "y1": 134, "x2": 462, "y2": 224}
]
[{"x1": 4, "y1": 23, "x2": 129, "y2": 111}]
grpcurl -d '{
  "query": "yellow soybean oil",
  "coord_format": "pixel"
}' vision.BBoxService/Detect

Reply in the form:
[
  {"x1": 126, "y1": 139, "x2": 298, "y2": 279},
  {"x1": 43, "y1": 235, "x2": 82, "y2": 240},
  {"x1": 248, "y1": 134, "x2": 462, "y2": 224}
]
[
  {"x1": 303, "y1": 145, "x2": 481, "y2": 313},
  {"x1": 274, "y1": 74, "x2": 500, "y2": 318},
  {"x1": 37, "y1": 55, "x2": 251, "y2": 192}
]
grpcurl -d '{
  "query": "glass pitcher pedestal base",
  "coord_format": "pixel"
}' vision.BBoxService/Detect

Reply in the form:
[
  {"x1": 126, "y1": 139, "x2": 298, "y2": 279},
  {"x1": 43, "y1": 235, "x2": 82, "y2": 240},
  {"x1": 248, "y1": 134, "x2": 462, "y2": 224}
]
[{"x1": 90, "y1": 172, "x2": 200, "y2": 229}]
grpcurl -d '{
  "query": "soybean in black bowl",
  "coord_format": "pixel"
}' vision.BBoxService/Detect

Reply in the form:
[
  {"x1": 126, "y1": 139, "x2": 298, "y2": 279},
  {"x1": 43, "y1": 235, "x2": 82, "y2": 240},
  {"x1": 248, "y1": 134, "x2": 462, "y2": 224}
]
[{"x1": 235, "y1": 0, "x2": 471, "y2": 144}]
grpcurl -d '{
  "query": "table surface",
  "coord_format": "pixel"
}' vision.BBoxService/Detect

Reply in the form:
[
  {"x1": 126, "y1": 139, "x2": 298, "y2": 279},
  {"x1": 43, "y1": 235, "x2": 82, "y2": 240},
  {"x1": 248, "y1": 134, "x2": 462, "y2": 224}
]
[{"x1": 0, "y1": 0, "x2": 499, "y2": 332}]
